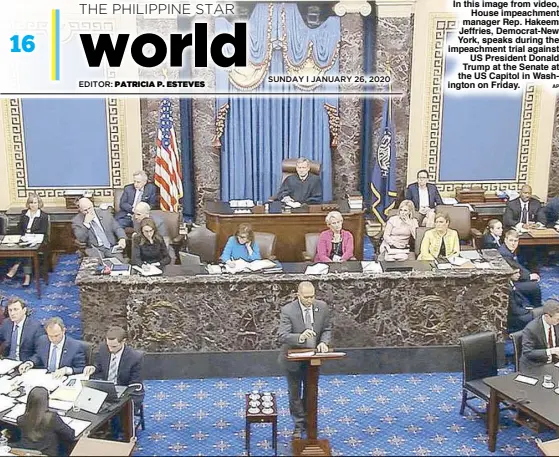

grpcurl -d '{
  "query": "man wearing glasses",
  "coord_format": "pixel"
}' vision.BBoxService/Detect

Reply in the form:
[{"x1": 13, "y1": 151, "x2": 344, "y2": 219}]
[{"x1": 405, "y1": 169, "x2": 443, "y2": 224}]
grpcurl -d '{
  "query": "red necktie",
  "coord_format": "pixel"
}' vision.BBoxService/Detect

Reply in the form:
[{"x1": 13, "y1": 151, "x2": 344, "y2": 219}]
[{"x1": 549, "y1": 326, "x2": 554, "y2": 349}]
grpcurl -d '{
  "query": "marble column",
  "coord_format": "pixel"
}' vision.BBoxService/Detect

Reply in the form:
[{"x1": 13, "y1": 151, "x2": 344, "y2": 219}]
[
  {"x1": 334, "y1": 15, "x2": 364, "y2": 200},
  {"x1": 548, "y1": 96, "x2": 559, "y2": 197},
  {"x1": 374, "y1": 16, "x2": 414, "y2": 199}
]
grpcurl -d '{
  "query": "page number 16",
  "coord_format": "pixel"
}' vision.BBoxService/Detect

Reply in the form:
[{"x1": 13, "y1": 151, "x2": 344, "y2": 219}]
[{"x1": 10, "y1": 35, "x2": 36, "y2": 53}]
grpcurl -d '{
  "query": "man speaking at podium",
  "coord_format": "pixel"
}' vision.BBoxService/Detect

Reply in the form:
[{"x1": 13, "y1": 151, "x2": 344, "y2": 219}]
[{"x1": 278, "y1": 281, "x2": 332, "y2": 439}]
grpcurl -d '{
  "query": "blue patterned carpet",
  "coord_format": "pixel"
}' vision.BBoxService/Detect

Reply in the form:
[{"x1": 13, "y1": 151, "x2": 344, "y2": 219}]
[{"x1": 0, "y1": 253, "x2": 558, "y2": 456}]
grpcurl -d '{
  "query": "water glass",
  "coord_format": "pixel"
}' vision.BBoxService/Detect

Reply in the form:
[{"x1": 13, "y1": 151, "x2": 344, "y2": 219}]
[
  {"x1": 544, "y1": 374, "x2": 553, "y2": 386},
  {"x1": 0, "y1": 436, "x2": 9, "y2": 453}
]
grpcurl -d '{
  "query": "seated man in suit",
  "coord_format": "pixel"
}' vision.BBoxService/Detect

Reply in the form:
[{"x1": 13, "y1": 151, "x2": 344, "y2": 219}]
[
  {"x1": 499, "y1": 230, "x2": 541, "y2": 307},
  {"x1": 72, "y1": 198, "x2": 126, "y2": 261},
  {"x1": 405, "y1": 169, "x2": 443, "y2": 224},
  {"x1": 133, "y1": 202, "x2": 168, "y2": 239},
  {"x1": 503, "y1": 184, "x2": 545, "y2": 230},
  {"x1": 19, "y1": 317, "x2": 86, "y2": 377},
  {"x1": 520, "y1": 299, "x2": 559, "y2": 373},
  {"x1": 115, "y1": 171, "x2": 159, "y2": 228},
  {"x1": 505, "y1": 259, "x2": 543, "y2": 333},
  {"x1": 0, "y1": 298, "x2": 44, "y2": 361},
  {"x1": 83, "y1": 326, "x2": 144, "y2": 408},
  {"x1": 276, "y1": 157, "x2": 322, "y2": 205}
]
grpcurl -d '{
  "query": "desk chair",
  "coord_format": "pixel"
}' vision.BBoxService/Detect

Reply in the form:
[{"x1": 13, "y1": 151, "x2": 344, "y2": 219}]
[
  {"x1": 302, "y1": 233, "x2": 320, "y2": 261},
  {"x1": 509, "y1": 331, "x2": 523, "y2": 372},
  {"x1": 253, "y1": 232, "x2": 277, "y2": 260},
  {"x1": 458, "y1": 332, "x2": 498, "y2": 425},
  {"x1": 269, "y1": 158, "x2": 322, "y2": 201}
]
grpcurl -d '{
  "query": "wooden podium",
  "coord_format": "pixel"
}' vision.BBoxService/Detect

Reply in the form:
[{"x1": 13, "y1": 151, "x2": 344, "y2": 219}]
[{"x1": 287, "y1": 349, "x2": 346, "y2": 456}]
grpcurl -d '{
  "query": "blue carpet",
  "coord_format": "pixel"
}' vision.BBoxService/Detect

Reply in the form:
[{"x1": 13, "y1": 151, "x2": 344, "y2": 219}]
[
  {"x1": 0, "y1": 255, "x2": 82, "y2": 339},
  {"x1": 0, "y1": 251, "x2": 558, "y2": 455}
]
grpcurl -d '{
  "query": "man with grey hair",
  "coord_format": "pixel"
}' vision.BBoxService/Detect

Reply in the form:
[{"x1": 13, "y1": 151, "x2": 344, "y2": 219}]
[
  {"x1": 116, "y1": 170, "x2": 159, "y2": 228},
  {"x1": 520, "y1": 299, "x2": 559, "y2": 372},
  {"x1": 278, "y1": 281, "x2": 331, "y2": 439},
  {"x1": 277, "y1": 158, "x2": 322, "y2": 204},
  {"x1": 133, "y1": 202, "x2": 168, "y2": 239},
  {"x1": 72, "y1": 197, "x2": 126, "y2": 261}
]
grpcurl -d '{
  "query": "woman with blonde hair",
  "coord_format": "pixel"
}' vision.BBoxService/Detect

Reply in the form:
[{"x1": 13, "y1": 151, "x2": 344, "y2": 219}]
[
  {"x1": 6, "y1": 193, "x2": 48, "y2": 286},
  {"x1": 220, "y1": 223, "x2": 261, "y2": 263},
  {"x1": 379, "y1": 200, "x2": 419, "y2": 260},
  {"x1": 418, "y1": 212, "x2": 460, "y2": 260},
  {"x1": 315, "y1": 211, "x2": 354, "y2": 262}
]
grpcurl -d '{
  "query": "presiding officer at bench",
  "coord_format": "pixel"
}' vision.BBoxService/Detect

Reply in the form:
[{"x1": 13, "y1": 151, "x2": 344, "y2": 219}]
[{"x1": 276, "y1": 157, "x2": 322, "y2": 204}]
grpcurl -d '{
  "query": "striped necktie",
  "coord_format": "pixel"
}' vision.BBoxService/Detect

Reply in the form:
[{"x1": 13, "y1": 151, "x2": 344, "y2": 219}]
[{"x1": 108, "y1": 355, "x2": 118, "y2": 384}]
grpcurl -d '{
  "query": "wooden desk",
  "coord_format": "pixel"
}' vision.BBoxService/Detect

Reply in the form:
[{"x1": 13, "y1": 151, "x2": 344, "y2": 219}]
[
  {"x1": 485, "y1": 365, "x2": 559, "y2": 452},
  {"x1": 519, "y1": 230, "x2": 559, "y2": 246},
  {"x1": 205, "y1": 201, "x2": 365, "y2": 262},
  {"x1": 470, "y1": 202, "x2": 507, "y2": 232},
  {"x1": 6, "y1": 207, "x2": 77, "y2": 264},
  {"x1": 0, "y1": 239, "x2": 47, "y2": 297}
]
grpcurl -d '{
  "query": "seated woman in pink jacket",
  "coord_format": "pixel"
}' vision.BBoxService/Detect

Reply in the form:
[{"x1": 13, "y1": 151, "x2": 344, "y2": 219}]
[{"x1": 314, "y1": 211, "x2": 354, "y2": 262}]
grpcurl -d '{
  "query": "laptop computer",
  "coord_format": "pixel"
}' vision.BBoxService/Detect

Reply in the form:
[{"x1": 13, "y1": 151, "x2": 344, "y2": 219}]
[
  {"x1": 82, "y1": 380, "x2": 126, "y2": 403},
  {"x1": 74, "y1": 386, "x2": 107, "y2": 414},
  {"x1": 380, "y1": 260, "x2": 414, "y2": 272},
  {"x1": 179, "y1": 252, "x2": 203, "y2": 266}
]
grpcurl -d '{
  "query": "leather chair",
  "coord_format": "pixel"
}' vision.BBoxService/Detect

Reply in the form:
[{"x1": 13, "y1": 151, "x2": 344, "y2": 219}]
[
  {"x1": 151, "y1": 210, "x2": 185, "y2": 263},
  {"x1": 458, "y1": 332, "x2": 498, "y2": 422},
  {"x1": 280, "y1": 158, "x2": 321, "y2": 183},
  {"x1": 254, "y1": 232, "x2": 276, "y2": 260},
  {"x1": 113, "y1": 188, "x2": 125, "y2": 213},
  {"x1": 186, "y1": 225, "x2": 217, "y2": 263},
  {"x1": 270, "y1": 159, "x2": 322, "y2": 201},
  {"x1": 81, "y1": 341, "x2": 95, "y2": 366},
  {"x1": 0, "y1": 213, "x2": 7, "y2": 235},
  {"x1": 510, "y1": 331, "x2": 522, "y2": 372},
  {"x1": 302, "y1": 233, "x2": 320, "y2": 261},
  {"x1": 435, "y1": 205, "x2": 482, "y2": 249}
]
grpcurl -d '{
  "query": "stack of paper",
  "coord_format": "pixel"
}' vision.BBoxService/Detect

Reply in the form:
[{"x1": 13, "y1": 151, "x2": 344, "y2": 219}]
[
  {"x1": 0, "y1": 396, "x2": 15, "y2": 413},
  {"x1": 61, "y1": 417, "x2": 91, "y2": 436},
  {"x1": 225, "y1": 259, "x2": 278, "y2": 274},
  {"x1": 285, "y1": 201, "x2": 302, "y2": 209},
  {"x1": 0, "y1": 359, "x2": 22, "y2": 375},
  {"x1": 304, "y1": 263, "x2": 329, "y2": 275},
  {"x1": 288, "y1": 351, "x2": 315, "y2": 358},
  {"x1": 361, "y1": 261, "x2": 382, "y2": 273},
  {"x1": 1, "y1": 235, "x2": 21, "y2": 244},
  {"x1": 16, "y1": 369, "x2": 64, "y2": 392},
  {"x1": 20, "y1": 234, "x2": 44, "y2": 244},
  {"x1": 3, "y1": 403, "x2": 26, "y2": 422},
  {"x1": 132, "y1": 264, "x2": 162, "y2": 276}
]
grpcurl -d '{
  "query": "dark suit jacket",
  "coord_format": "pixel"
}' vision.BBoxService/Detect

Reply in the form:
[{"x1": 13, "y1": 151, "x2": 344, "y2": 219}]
[
  {"x1": 17, "y1": 412, "x2": 75, "y2": 457},
  {"x1": 93, "y1": 344, "x2": 144, "y2": 402},
  {"x1": 17, "y1": 211, "x2": 49, "y2": 236},
  {"x1": 498, "y1": 244, "x2": 530, "y2": 281},
  {"x1": 520, "y1": 317, "x2": 559, "y2": 372},
  {"x1": 405, "y1": 182, "x2": 443, "y2": 211},
  {"x1": 0, "y1": 317, "x2": 45, "y2": 361},
  {"x1": 29, "y1": 335, "x2": 86, "y2": 374},
  {"x1": 480, "y1": 233, "x2": 501, "y2": 250},
  {"x1": 503, "y1": 197, "x2": 545, "y2": 228},
  {"x1": 119, "y1": 183, "x2": 159, "y2": 214},
  {"x1": 277, "y1": 299, "x2": 332, "y2": 372},
  {"x1": 508, "y1": 286, "x2": 533, "y2": 333},
  {"x1": 71, "y1": 209, "x2": 126, "y2": 249}
]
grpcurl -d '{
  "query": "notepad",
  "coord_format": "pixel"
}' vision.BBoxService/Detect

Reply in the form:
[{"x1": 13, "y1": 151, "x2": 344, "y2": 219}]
[
  {"x1": 132, "y1": 264, "x2": 162, "y2": 276},
  {"x1": 304, "y1": 263, "x2": 329, "y2": 275},
  {"x1": 514, "y1": 374, "x2": 538, "y2": 385}
]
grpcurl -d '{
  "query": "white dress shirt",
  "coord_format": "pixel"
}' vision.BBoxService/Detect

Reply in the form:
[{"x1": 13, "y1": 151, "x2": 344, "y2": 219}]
[
  {"x1": 47, "y1": 335, "x2": 73, "y2": 374},
  {"x1": 418, "y1": 186, "x2": 429, "y2": 209},
  {"x1": 24, "y1": 209, "x2": 41, "y2": 233},
  {"x1": 13, "y1": 316, "x2": 26, "y2": 361},
  {"x1": 108, "y1": 346, "x2": 125, "y2": 382},
  {"x1": 543, "y1": 316, "x2": 556, "y2": 362},
  {"x1": 299, "y1": 301, "x2": 314, "y2": 325}
]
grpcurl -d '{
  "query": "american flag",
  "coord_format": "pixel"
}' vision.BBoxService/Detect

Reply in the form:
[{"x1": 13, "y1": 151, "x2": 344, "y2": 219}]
[{"x1": 155, "y1": 98, "x2": 183, "y2": 212}]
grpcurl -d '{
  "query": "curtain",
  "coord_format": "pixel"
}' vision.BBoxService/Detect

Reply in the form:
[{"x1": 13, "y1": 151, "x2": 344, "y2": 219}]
[{"x1": 215, "y1": 3, "x2": 340, "y2": 202}]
